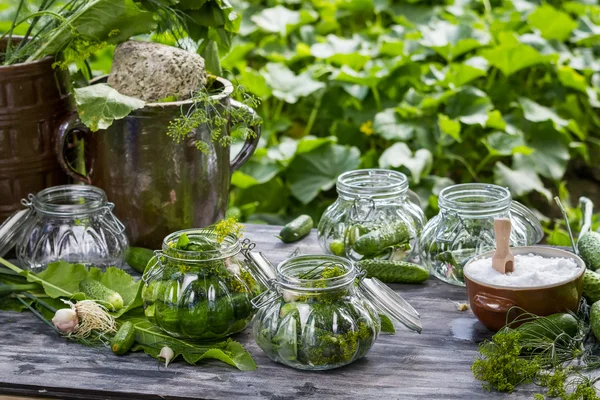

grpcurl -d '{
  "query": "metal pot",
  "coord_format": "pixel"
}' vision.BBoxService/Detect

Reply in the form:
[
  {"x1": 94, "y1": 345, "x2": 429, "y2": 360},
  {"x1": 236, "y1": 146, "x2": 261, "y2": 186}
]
[
  {"x1": 0, "y1": 37, "x2": 72, "y2": 221},
  {"x1": 56, "y1": 76, "x2": 260, "y2": 248}
]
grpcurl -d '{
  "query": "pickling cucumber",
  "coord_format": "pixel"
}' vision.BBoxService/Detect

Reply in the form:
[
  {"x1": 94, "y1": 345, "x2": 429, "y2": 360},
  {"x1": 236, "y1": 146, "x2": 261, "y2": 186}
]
[
  {"x1": 111, "y1": 321, "x2": 136, "y2": 355},
  {"x1": 79, "y1": 279, "x2": 124, "y2": 311},
  {"x1": 279, "y1": 215, "x2": 313, "y2": 243},
  {"x1": 578, "y1": 231, "x2": 600, "y2": 271},
  {"x1": 126, "y1": 247, "x2": 155, "y2": 274},
  {"x1": 513, "y1": 313, "x2": 578, "y2": 341},
  {"x1": 584, "y1": 269, "x2": 600, "y2": 303},
  {"x1": 329, "y1": 240, "x2": 346, "y2": 256},
  {"x1": 590, "y1": 301, "x2": 600, "y2": 342},
  {"x1": 352, "y1": 221, "x2": 411, "y2": 256},
  {"x1": 357, "y1": 259, "x2": 429, "y2": 284}
]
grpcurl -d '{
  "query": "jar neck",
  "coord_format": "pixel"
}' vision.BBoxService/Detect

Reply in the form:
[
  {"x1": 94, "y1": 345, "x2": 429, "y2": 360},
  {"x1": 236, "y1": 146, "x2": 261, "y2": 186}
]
[
  {"x1": 162, "y1": 228, "x2": 241, "y2": 261},
  {"x1": 438, "y1": 183, "x2": 511, "y2": 218},
  {"x1": 30, "y1": 185, "x2": 107, "y2": 216},
  {"x1": 276, "y1": 255, "x2": 356, "y2": 292},
  {"x1": 336, "y1": 169, "x2": 408, "y2": 201}
]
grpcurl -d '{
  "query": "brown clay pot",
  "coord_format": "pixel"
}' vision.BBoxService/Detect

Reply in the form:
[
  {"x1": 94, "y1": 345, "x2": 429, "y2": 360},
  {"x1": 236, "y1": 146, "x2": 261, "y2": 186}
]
[
  {"x1": 0, "y1": 38, "x2": 72, "y2": 221},
  {"x1": 464, "y1": 246, "x2": 585, "y2": 331}
]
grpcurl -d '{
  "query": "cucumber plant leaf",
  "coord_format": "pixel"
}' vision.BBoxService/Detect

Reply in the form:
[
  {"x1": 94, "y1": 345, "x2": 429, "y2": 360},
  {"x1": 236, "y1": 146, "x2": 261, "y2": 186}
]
[
  {"x1": 30, "y1": 262, "x2": 142, "y2": 318},
  {"x1": 122, "y1": 312, "x2": 256, "y2": 371},
  {"x1": 379, "y1": 143, "x2": 432, "y2": 184},
  {"x1": 286, "y1": 143, "x2": 360, "y2": 204},
  {"x1": 527, "y1": 4, "x2": 577, "y2": 41},
  {"x1": 494, "y1": 155, "x2": 551, "y2": 201},
  {"x1": 74, "y1": 84, "x2": 146, "y2": 131}
]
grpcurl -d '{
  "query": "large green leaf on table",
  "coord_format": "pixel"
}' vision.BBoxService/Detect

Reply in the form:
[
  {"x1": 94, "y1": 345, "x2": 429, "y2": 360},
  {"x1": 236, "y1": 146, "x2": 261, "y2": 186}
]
[
  {"x1": 74, "y1": 84, "x2": 145, "y2": 131},
  {"x1": 420, "y1": 21, "x2": 491, "y2": 61},
  {"x1": 378, "y1": 143, "x2": 432, "y2": 184},
  {"x1": 527, "y1": 123, "x2": 571, "y2": 181},
  {"x1": 483, "y1": 131, "x2": 533, "y2": 156},
  {"x1": 287, "y1": 144, "x2": 361, "y2": 204},
  {"x1": 31, "y1": 262, "x2": 142, "y2": 318},
  {"x1": 261, "y1": 63, "x2": 325, "y2": 104},
  {"x1": 493, "y1": 155, "x2": 551, "y2": 200},
  {"x1": 373, "y1": 109, "x2": 425, "y2": 141},
  {"x1": 527, "y1": 5, "x2": 577, "y2": 41},
  {"x1": 121, "y1": 312, "x2": 256, "y2": 371},
  {"x1": 480, "y1": 40, "x2": 556, "y2": 77},
  {"x1": 571, "y1": 16, "x2": 600, "y2": 45},
  {"x1": 446, "y1": 87, "x2": 493, "y2": 126},
  {"x1": 231, "y1": 149, "x2": 282, "y2": 189},
  {"x1": 251, "y1": 5, "x2": 317, "y2": 36}
]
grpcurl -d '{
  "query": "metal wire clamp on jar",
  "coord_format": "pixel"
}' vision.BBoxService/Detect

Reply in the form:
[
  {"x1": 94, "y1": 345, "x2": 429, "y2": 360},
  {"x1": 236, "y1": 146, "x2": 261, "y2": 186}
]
[
  {"x1": 244, "y1": 251, "x2": 422, "y2": 370},
  {"x1": 317, "y1": 169, "x2": 426, "y2": 261},
  {"x1": 418, "y1": 183, "x2": 544, "y2": 286},
  {"x1": 0, "y1": 185, "x2": 128, "y2": 272}
]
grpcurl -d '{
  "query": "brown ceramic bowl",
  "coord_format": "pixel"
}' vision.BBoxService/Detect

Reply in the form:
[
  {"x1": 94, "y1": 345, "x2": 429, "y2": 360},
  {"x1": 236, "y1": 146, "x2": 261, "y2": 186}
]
[{"x1": 464, "y1": 246, "x2": 585, "y2": 331}]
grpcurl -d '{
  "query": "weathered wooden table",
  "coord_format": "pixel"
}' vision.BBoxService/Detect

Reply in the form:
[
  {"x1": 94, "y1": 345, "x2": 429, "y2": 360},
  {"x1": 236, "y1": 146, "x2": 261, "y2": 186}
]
[{"x1": 0, "y1": 224, "x2": 536, "y2": 399}]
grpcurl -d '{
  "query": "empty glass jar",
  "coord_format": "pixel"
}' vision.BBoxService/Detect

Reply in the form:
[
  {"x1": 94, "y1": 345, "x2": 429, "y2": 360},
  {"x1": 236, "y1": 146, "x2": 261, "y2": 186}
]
[
  {"x1": 0, "y1": 185, "x2": 128, "y2": 272},
  {"x1": 247, "y1": 254, "x2": 422, "y2": 370},
  {"x1": 318, "y1": 169, "x2": 426, "y2": 261},
  {"x1": 142, "y1": 229, "x2": 262, "y2": 340},
  {"x1": 418, "y1": 183, "x2": 544, "y2": 286}
]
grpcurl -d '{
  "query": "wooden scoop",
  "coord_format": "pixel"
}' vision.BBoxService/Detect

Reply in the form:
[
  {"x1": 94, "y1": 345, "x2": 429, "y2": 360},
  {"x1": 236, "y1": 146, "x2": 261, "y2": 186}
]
[{"x1": 492, "y1": 218, "x2": 514, "y2": 274}]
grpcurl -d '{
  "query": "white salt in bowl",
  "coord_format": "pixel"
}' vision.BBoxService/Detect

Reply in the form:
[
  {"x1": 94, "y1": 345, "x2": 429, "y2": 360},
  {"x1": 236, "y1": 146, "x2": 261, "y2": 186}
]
[{"x1": 463, "y1": 246, "x2": 585, "y2": 331}]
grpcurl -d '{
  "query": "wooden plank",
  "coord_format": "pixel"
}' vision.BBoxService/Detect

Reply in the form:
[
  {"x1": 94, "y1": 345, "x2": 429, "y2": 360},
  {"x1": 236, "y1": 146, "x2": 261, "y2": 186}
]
[{"x1": 0, "y1": 224, "x2": 535, "y2": 400}]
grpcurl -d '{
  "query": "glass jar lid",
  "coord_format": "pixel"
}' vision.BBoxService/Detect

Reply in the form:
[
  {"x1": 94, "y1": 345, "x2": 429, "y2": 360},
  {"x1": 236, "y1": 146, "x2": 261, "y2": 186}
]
[{"x1": 243, "y1": 252, "x2": 422, "y2": 333}]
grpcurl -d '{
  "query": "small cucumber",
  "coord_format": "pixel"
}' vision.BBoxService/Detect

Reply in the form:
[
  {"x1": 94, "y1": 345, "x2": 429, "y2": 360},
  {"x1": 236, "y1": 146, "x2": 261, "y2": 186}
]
[
  {"x1": 279, "y1": 215, "x2": 313, "y2": 243},
  {"x1": 126, "y1": 247, "x2": 155, "y2": 274},
  {"x1": 79, "y1": 279, "x2": 124, "y2": 311},
  {"x1": 513, "y1": 313, "x2": 578, "y2": 341},
  {"x1": 329, "y1": 240, "x2": 346, "y2": 256},
  {"x1": 357, "y1": 259, "x2": 429, "y2": 284},
  {"x1": 584, "y1": 269, "x2": 600, "y2": 303},
  {"x1": 111, "y1": 321, "x2": 136, "y2": 355},
  {"x1": 590, "y1": 301, "x2": 600, "y2": 342},
  {"x1": 578, "y1": 231, "x2": 600, "y2": 271},
  {"x1": 352, "y1": 222, "x2": 411, "y2": 256}
]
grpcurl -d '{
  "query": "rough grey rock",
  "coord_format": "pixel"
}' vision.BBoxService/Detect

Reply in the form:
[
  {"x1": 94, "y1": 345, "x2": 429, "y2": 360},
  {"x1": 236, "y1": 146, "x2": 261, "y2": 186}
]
[{"x1": 107, "y1": 41, "x2": 207, "y2": 102}]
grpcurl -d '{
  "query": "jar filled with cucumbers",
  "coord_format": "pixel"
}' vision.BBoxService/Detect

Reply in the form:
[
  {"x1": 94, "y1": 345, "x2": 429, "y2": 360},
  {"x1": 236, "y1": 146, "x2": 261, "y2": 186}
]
[
  {"x1": 418, "y1": 184, "x2": 544, "y2": 286},
  {"x1": 317, "y1": 169, "x2": 425, "y2": 261},
  {"x1": 141, "y1": 228, "x2": 262, "y2": 340},
  {"x1": 247, "y1": 254, "x2": 422, "y2": 370}
]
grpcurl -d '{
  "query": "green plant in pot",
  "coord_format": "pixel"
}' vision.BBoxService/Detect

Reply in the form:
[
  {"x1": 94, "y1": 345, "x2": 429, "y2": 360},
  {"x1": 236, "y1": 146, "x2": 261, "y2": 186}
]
[{"x1": 3, "y1": 0, "x2": 262, "y2": 248}]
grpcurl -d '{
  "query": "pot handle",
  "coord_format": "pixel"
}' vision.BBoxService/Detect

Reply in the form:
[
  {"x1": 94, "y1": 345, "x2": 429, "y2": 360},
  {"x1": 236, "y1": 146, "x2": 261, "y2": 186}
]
[
  {"x1": 473, "y1": 292, "x2": 516, "y2": 313},
  {"x1": 229, "y1": 99, "x2": 261, "y2": 172},
  {"x1": 55, "y1": 113, "x2": 93, "y2": 184}
]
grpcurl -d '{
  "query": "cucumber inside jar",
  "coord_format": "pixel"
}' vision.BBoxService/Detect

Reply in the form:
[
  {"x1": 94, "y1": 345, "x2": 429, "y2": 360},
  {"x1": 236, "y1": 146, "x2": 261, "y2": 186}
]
[
  {"x1": 142, "y1": 230, "x2": 260, "y2": 340},
  {"x1": 343, "y1": 220, "x2": 415, "y2": 261},
  {"x1": 252, "y1": 262, "x2": 379, "y2": 370}
]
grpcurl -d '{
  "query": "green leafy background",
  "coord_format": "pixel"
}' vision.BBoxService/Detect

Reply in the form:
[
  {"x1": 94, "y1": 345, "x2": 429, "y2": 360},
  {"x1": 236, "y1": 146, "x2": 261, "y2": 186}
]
[
  {"x1": 2, "y1": 0, "x2": 600, "y2": 244},
  {"x1": 221, "y1": 0, "x2": 600, "y2": 245}
]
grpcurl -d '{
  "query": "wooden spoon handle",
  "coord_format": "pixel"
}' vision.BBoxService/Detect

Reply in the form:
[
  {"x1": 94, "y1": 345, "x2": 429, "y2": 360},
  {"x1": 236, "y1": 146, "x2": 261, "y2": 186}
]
[{"x1": 492, "y1": 218, "x2": 514, "y2": 273}]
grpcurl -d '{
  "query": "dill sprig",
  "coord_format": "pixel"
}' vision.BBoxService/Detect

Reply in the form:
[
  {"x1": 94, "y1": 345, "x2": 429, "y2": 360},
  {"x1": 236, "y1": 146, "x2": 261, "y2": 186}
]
[{"x1": 167, "y1": 85, "x2": 261, "y2": 153}]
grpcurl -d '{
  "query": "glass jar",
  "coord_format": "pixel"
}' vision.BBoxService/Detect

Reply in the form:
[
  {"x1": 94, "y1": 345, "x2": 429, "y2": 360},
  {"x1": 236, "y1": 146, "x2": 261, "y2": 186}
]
[
  {"x1": 318, "y1": 169, "x2": 426, "y2": 261},
  {"x1": 247, "y1": 254, "x2": 422, "y2": 370},
  {"x1": 418, "y1": 183, "x2": 544, "y2": 286},
  {"x1": 141, "y1": 229, "x2": 262, "y2": 340},
  {"x1": 0, "y1": 185, "x2": 128, "y2": 272}
]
